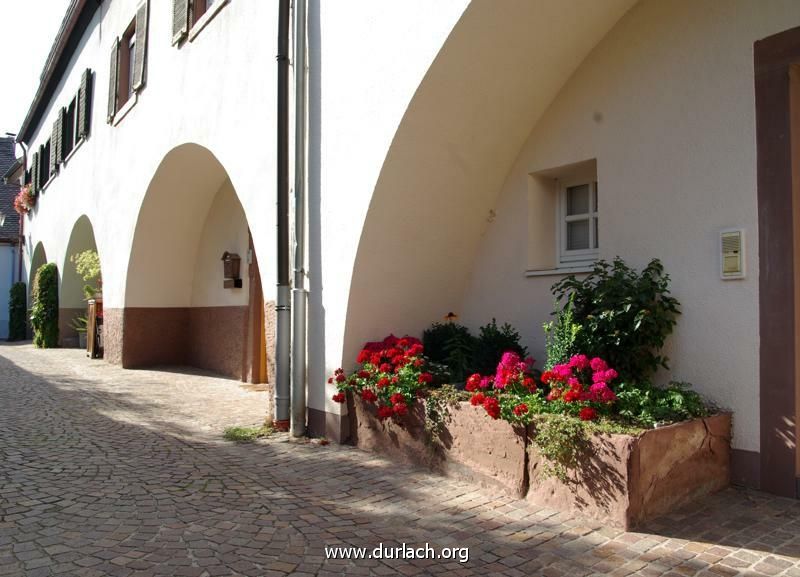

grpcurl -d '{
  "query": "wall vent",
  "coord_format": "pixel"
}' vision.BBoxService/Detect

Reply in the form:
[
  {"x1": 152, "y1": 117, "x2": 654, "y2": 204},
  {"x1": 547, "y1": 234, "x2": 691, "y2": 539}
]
[{"x1": 720, "y1": 229, "x2": 745, "y2": 279}]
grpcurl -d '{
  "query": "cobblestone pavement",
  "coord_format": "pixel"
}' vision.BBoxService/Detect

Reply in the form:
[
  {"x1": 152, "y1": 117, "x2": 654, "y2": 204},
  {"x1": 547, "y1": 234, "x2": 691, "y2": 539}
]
[{"x1": 2, "y1": 344, "x2": 800, "y2": 577}]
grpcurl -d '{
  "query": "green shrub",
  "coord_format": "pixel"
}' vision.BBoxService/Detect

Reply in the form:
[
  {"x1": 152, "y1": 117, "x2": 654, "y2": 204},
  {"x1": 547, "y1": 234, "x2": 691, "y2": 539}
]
[
  {"x1": 70, "y1": 249, "x2": 101, "y2": 299},
  {"x1": 8, "y1": 282, "x2": 27, "y2": 341},
  {"x1": 422, "y1": 322, "x2": 476, "y2": 383},
  {"x1": 614, "y1": 381, "x2": 710, "y2": 428},
  {"x1": 543, "y1": 297, "x2": 581, "y2": 370},
  {"x1": 473, "y1": 319, "x2": 529, "y2": 375},
  {"x1": 531, "y1": 413, "x2": 587, "y2": 482},
  {"x1": 223, "y1": 423, "x2": 272, "y2": 442},
  {"x1": 30, "y1": 263, "x2": 59, "y2": 348},
  {"x1": 551, "y1": 258, "x2": 680, "y2": 384}
]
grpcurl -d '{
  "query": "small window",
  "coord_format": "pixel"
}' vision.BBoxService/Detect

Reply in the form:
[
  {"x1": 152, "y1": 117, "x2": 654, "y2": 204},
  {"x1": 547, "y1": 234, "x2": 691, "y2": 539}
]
[
  {"x1": 559, "y1": 180, "x2": 599, "y2": 265},
  {"x1": 118, "y1": 19, "x2": 137, "y2": 109},
  {"x1": 192, "y1": 0, "x2": 216, "y2": 23}
]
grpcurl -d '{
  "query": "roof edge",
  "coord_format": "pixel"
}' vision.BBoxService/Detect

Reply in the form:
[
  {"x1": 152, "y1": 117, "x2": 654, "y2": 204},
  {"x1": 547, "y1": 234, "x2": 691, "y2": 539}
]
[{"x1": 17, "y1": 0, "x2": 100, "y2": 144}]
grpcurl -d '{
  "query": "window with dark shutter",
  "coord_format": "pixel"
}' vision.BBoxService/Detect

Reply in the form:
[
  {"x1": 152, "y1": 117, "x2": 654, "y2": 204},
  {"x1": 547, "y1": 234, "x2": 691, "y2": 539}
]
[
  {"x1": 49, "y1": 121, "x2": 59, "y2": 176},
  {"x1": 173, "y1": 0, "x2": 190, "y2": 44},
  {"x1": 31, "y1": 151, "x2": 40, "y2": 194},
  {"x1": 41, "y1": 142, "x2": 51, "y2": 185},
  {"x1": 55, "y1": 107, "x2": 66, "y2": 164},
  {"x1": 78, "y1": 68, "x2": 93, "y2": 138},
  {"x1": 133, "y1": 2, "x2": 148, "y2": 90},
  {"x1": 108, "y1": 38, "x2": 120, "y2": 122}
]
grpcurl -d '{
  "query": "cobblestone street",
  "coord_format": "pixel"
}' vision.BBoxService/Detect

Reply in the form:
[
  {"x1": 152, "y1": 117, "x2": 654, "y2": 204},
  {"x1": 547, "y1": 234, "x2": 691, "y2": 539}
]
[{"x1": 1, "y1": 343, "x2": 800, "y2": 577}]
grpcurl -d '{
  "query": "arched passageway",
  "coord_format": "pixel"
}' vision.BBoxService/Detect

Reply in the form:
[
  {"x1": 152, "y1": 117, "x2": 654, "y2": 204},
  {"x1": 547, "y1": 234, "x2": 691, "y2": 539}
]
[
  {"x1": 108, "y1": 143, "x2": 271, "y2": 383},
  {"x1": 60, "y1": 215, "x2": 100, "y2": 348}
]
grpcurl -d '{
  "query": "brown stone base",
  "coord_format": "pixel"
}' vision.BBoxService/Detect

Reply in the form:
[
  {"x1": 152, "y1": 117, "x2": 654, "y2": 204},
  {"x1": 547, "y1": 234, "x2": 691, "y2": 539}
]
[
  {"x1": 104, "y1": 306, "x2": 251, "y2": 380},
  {"x1": 349, "y1": 396, "x2": 732, "y2": 529},
  {"x1": 308, "y1": 407, "x2": 349, "y2": 444},
  {"x1": 58, "y1": 307, "x2": 86, "y2": 348}
]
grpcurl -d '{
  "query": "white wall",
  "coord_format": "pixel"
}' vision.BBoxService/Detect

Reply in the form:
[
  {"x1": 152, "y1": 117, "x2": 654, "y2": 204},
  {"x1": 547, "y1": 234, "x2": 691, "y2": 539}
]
[
  {"x1": 190, "y1": 179, "x2": 250, "y2": 308},
  {"x1": 461, "y1": 0, "x2": 800, "y2": 453}
]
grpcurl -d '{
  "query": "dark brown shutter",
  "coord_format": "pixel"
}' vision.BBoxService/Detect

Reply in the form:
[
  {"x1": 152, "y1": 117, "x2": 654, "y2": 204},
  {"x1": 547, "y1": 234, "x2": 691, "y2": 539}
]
[
  {"x1": 55, "y1": 107, "x2": 66, "y2": 163},
  {"x1": 49, "y1": 124, "x2": 58, "y2": 176},
  {"x1": 133, "y1": 1, "x2": 148, "y2": 91},
  {"x1": 172, "y1": 0, "x2": 189, "y2": 44},
  {"x1": 78, "y1": 68, "x2": 93, "y2": 138},
  {"x1": 108, "y1": 38, "x2": 120, "y2": 123},
  {"x1": 31, "y1": 151, "x2": 40, "y2": 194}
]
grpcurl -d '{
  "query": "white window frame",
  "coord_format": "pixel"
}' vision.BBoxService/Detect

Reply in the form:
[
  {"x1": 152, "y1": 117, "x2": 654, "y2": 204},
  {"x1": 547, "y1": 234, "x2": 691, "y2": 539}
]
[{"x1": 557, "y1": 179, "x2": 599, "y2": 267}]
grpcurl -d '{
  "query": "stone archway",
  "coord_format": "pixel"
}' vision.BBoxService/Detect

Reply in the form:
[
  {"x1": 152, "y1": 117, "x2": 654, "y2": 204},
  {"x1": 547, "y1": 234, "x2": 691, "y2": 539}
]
[
  {"x1": 107, "y1": 143, "x2": 270, "y2": 383},
  {"x1": 60, "y1": 215, "x2": 100, "y2": 348}
]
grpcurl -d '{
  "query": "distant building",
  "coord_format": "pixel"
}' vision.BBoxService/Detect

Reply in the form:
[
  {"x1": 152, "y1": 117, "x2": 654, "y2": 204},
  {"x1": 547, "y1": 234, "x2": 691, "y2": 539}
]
[{"x1": 0, "y1": 137, "x2": 22, "y2": 340}]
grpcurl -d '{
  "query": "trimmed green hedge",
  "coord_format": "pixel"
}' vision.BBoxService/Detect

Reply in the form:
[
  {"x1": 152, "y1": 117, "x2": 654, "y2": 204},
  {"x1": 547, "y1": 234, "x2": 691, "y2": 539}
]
[
  {"x1": 8, "y1": 282, "x2": 27, "y2": 341},
  {"x1": 31, "y1": 264, "x2": 59, "y2": 348}
]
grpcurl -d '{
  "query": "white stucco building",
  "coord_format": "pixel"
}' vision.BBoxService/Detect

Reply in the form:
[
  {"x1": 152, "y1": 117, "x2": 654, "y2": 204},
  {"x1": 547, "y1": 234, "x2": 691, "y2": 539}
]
[{"x1": 10, "y1": 0, "x2": 800, "y2": 498}]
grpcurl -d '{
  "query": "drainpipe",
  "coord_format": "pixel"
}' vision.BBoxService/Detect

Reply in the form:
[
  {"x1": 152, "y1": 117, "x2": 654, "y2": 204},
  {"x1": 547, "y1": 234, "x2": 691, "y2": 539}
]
[
  {"x1": 291, "y1": 0, "x2": 308, "y2": 437},
  {"x1": 274, "y1": 0, "x2": 291, "y2": 431},
  {"x1": 17, "y1": 141, "x2": 27, "y2": 284}
]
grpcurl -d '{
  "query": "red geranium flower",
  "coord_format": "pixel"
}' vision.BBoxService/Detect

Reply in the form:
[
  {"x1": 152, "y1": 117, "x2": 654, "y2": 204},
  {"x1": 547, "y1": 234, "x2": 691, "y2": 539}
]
[
  {"x1": 376, "y1": 377, "x2": 390, "y2": 389},
  {"x1": 332, "y1": 392, "x2": 346, "y2": 403},
  {"x1": 360, "y1": 389, "x2": 378, "y2": 403},
  {"x1": 390, "y1": 393, "x2": 405, "y2": 405},
  {"x1": 483, "y1": 397, "x2": 501, "y2": 420},
  {"x1": 465, "y1": 373, "x2": 482, "y2": 392},
  {"x1": 513, "y1": 403, "x2": 528, "y2": 416},
  {"x1": 379, "y1": 363, "x2": 393, "y2": 373},
  {"x1": 417, "y1": 373, "x2": 433, "y2": 384},
  {"x1": 335, "y1": 373, "x2": 347, "y2": 383},
  {"x1": 393, "y1": 402, "x2": 408, "y2": 416},
  {"x1": 357, "y1": 370, "x2": 371, "y2": 379},
  {"x1": 470, "y1": 392, "x2": 486, "y2": 406},
  {"x1": 579, "y1": 407, "x2": 598, "y2": 421},
  {"x1": 564, "y1": 390, "x2": 581, "y2": 403},
  {"x1": 357, "y1": 350, "x2": 370, "y2": 364},
  {"x1": 523, "y1": 377, "x2": 536, "y2": 392},
  {"x1": 376, "y1": 405, "x2": 394, "y2": 420}
]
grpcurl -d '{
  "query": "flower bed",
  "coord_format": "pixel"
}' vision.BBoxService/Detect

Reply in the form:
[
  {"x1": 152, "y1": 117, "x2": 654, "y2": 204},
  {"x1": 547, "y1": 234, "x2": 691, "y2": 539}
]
[{"x1": 350, "y1": 395, "x2": 730, "y2": 529}]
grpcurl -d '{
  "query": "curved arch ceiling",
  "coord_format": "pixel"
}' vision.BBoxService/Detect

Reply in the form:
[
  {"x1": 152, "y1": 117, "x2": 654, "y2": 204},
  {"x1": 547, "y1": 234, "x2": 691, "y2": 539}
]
[{"x1": 343, "y1": 0, "x2": 636, "y2": 359}]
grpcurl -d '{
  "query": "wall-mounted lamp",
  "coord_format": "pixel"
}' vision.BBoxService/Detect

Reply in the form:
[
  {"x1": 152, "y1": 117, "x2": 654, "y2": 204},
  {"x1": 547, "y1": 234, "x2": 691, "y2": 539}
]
[{"x1": 221, "y1": 251, "x2": 242, "y2": 288}]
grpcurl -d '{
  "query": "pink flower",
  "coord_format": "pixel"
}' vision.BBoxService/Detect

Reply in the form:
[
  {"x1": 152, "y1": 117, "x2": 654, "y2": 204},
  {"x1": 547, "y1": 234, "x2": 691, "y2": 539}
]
[
  {"x1": 569, "y1": 354, "x2": 589, "y2": 371},
  {"x1": 590, "y1": 357, "x2": 609, "y2": 372}
]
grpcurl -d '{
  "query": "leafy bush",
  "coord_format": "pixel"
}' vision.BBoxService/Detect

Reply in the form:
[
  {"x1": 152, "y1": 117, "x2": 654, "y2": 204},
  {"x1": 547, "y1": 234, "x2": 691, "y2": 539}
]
[
  {"x1": 543, "y1": 297, "x2": 581, "y2": 370},
  {"x1": 551, "y1": 258, "x2": 680, "y2": 384},
  {"x1": 614, "y1": 381, "x2": 710, "y2": 428},
  {"x1": 30, "y1": 263, "x2": 59, "y2": 348},
  {"x1": 8, "y1": 282, "x2": 27, "y2": 341},
  {"x1": 422, "y1": 322, "x2": 476, "y2": 383},
  {"x1": 70, "y1": 249, "x2": 101, "y2": 299},
  {"x1": 473, "y1": 319, "x2": 529, "y2": 375}
]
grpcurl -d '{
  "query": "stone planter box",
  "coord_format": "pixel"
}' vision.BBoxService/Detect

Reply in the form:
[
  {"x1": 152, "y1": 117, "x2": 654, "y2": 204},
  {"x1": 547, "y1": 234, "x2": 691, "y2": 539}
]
[
  {"x1": 349, "y1": 396, "x2": 527, "y2": 496},
  {"x1": 349, "y1": 396, "x2": 731, "y2": 529}
]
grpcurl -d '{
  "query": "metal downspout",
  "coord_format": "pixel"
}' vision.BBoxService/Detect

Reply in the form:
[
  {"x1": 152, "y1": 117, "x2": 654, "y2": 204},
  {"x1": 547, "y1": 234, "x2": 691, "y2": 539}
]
[
  {"x1": 291, "y1": 0, "x2": 308, "y2": 437},
  {"x1": 274, "y1": 0, "x2": 291, "y2": 431}
]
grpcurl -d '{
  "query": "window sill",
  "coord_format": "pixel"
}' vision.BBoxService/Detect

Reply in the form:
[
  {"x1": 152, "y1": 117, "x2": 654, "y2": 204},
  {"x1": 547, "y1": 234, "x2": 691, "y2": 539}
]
[
  {"x1": 525, "y1": 265, "x2": 595, "y2": 278},
  {"x1": 189, "y1": 0, "x2": 229, "y2": 42},
  {"x1": 113, "y1": 92, "x2": 138, "y2": 126},
  {"x1": 62, "y1": 137, "x2": 86, "y2": 166}
]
